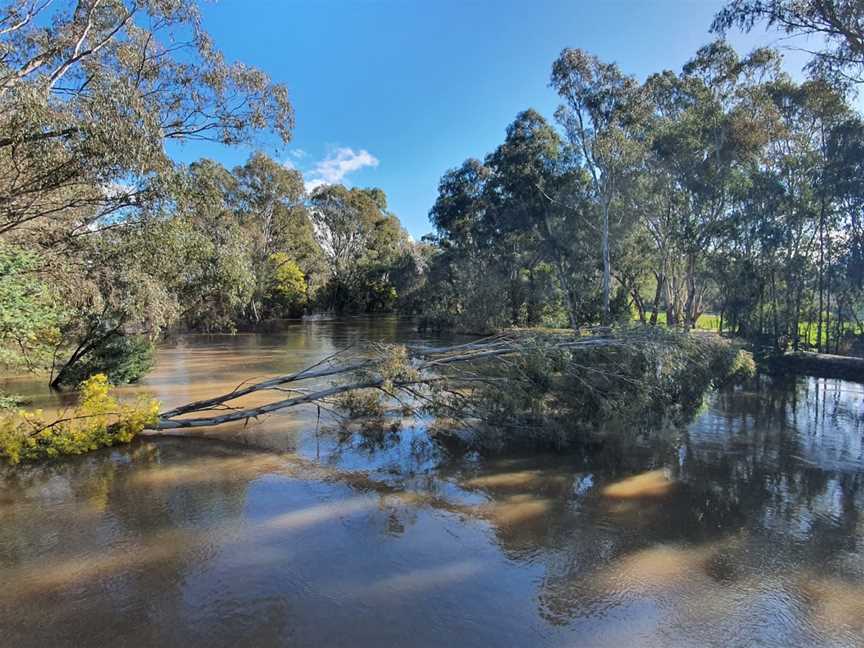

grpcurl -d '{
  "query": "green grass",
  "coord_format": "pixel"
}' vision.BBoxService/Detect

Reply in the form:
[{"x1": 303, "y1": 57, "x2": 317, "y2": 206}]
[
  {"x1": 633, "y1": 309, "x2": 859, "y2": 350},
  {"x1": 632, "y1": 311, "x2": 720, "y2": 331},
  {"x1": 792, "y1": 319, "x2": 859, "y2": 350}
]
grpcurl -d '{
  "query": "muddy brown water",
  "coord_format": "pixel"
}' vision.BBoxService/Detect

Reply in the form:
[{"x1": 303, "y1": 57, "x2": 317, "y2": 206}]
[{"x1": 2, "y1": 318, "x2": 864, "y2": 647}]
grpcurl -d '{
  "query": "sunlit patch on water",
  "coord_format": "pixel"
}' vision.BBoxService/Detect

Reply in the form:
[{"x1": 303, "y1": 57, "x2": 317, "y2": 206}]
[
  {"x1": 593, "y1": 541, "x2": 733, "y2": 595},
  {"x1": 258, "y1": 496, "x2": 377, "y2": 533},
  {"x1": 127, "y1": 454, "x2": 290, "y2": 488},
  {"x1": 802, "y1": 575, "x2": 864, "y2": 636},
  {"x1": 0, "y1": 527, "x2": 203, "y2": 600},
  {"x1": 478, "y1": 493, "x2": 553, "y2": 527},
  {"x1": 339, "y1": 560, "x2": 485, "y2": 599},
  {"x1": 601, "y1": 469, "x2": 677, "y2": 499},
  {"x1": 4, "y1": 325, "x2": 864, "y2": 647}
]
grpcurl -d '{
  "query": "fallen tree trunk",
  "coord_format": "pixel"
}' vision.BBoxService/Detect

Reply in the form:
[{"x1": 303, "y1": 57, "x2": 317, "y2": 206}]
[
  {"x1": 153, "y1": 330, "x2": 625, "y2": 430},
  {"x1": 151, "y1": 328, "x2": 750, "y2": 445},
  {"x1": 0, "y1": 328, "x2": 756, "y2": 463}
]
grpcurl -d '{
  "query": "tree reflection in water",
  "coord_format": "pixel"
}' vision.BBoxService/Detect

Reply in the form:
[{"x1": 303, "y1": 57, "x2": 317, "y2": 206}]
[{"x1": 1, "y1": 374, "x2": 864, "y2": 647}]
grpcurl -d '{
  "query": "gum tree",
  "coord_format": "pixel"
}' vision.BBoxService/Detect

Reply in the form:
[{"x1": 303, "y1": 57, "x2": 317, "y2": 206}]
[
  {"x1": 0, "y1": 0, "x2": 294, "y2": 242},
  {"x1": 551, "y1": 49, "x2": 647, "y2": 322}
]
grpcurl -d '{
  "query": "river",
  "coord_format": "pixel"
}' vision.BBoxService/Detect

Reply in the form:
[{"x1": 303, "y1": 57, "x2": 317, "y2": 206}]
[{"x1": 2, "y1": 318, "x2": 864, "y2": 647}]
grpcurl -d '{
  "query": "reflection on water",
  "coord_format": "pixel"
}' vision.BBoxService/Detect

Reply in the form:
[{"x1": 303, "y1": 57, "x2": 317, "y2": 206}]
[
  {"x1": 601, "y1": 469, "x2": 676, "y2": 499},
  {"x1": 3, "y1": 318, "x2": 864, "y2": 647}
]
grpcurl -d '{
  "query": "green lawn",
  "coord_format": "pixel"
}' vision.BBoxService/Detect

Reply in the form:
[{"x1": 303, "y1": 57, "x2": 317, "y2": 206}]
[
  {"x1": 633, "y1": 312, "x2": 720, "y2": 331},
  {"x1": 634, "y1": 310, "x2": 859, "y2": 349}
]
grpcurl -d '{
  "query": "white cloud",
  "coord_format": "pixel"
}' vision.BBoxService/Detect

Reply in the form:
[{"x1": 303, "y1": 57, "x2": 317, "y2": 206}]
[
  {"x1": 289, "y1": 148, "x2": 307, "y2": 159},
  {"x1": 304, "y1": 147, "x2": 379, "y2": 192}
]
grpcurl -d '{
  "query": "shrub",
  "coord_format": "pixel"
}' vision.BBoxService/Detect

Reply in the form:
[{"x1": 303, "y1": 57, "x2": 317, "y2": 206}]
[
  {"x1": 334, "y1": 388, "x2": 386, "y2": 419},
  {"x1": 53, "y1": 335, "x2": 155, "y2": 388},
  {"x1": 267, "y1": 252, "x2": 307, "y2": 316},
  {"x1": 0, "y1": 374, "x2": 159, "y2": 464}
]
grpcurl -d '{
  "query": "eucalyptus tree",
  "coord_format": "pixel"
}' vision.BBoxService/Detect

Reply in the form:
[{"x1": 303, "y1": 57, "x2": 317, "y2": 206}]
[
  {"x1": 643, "y1": 42, "x2": 780, "y2": 327},
  {"x1": 429, "y1": 158, "x2": 492, "y2": 251},
  {"x1": 824, "y1": 113, "x2": 864, "y2": 346},
  {"x1": 716, "y1": 77, "x2": 855, "y2": 349},
  {"x1": 170, "y1": 159, "x2": 255, "y2": 332},
  {"x1": 0, "y1": 242, "x2": 61, "y2": 374},
  {"x1": 713, "y1": 0, "x2": 864, "y2": 85},
  {"x1": 309, "y1": 185, "x2": 409, "y2": 313},
  {"x1": 775, "y1": 79, "x2": 851, "y2": 349},
  {"x1": 0, "y1": 0, "x2": 293, "y2": 243},
  {"x1": 551, "y1": 49, "x2": 647, "y2": 322},
  {"x1": 47, "y1": 223, "x2": 181, "y2": 387},
  {"x1": 233, "y1": 153, "x2": 313, "y2": 322},
  {"x1": 484, "y1": 109, "x2": 599, "y2": 328},
  {"x1": 426, "y1": 159, "x2": 514, "y2": 331}
]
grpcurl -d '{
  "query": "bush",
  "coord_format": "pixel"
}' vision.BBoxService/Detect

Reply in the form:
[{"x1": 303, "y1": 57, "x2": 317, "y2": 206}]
[
  {"x1": 0, "y1": 374, "x2": 159, "y2": 464},
  {"x1": 334, "y1": 388, "x2": 386, "y2": 419},
  {"x1": 0, "y1": 242, "x2": 63, "y2": 370},
  {"x1": 266, "y1": 253, "x2": 307, "y2": 317},
  {"x1": 53, "y1": 335, "x2": 155, "y2": 388}
]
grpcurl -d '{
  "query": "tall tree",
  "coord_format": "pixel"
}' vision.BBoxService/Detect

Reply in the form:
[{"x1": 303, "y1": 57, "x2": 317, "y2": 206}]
[
  {"x1": 0, "y1": 0, "x2": 293, "y2": 243},
  {"x1": 713, "y1": 0, "x2": 864, "y2": 85},
  {"x1": 485, "y1": 109, "x2": 595, "y2": 328},
  {"x1": 643, "y1": 42, "x2": 780, "y2": 327},
  {"x1": 551, "y1": 49, "x2": 646, "y2": 322},
  {"x1": 233, "y1": 153, "x2": 309, "y2": 322},
  {"x1": 309, "y1": 185, "x2": 409, "y2": 313}
]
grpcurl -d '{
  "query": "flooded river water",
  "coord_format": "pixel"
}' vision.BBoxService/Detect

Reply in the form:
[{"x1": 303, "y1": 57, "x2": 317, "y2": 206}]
[{"x1": 2, "y1": 318, "x2": 864, "y2": 647}]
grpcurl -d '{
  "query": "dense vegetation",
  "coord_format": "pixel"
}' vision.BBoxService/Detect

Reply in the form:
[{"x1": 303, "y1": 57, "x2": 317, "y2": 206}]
[
  {"x1": 1, "y1": 0, "x2": 863, "y2": 414},
  {"x1": 0, "y1": 0, "x2": 426, "y2": 393},
  {"x1": 421, "y1": 39, "x2": 864, "y2": 354}
]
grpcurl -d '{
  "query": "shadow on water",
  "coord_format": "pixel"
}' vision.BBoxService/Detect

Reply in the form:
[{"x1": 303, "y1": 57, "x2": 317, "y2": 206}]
[{"x1": 3, "y1": 318, "x2": 864, "y2": 647}]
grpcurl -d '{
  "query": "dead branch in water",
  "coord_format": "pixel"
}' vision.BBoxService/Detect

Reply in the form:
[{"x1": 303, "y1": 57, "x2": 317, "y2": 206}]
[{"x1": 153, "y1": 328, "x2": 642, "y2": 431}]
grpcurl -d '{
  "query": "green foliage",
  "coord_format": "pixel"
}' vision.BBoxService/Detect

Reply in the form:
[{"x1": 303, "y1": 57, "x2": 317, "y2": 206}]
[
  {"x1": 0, "y1": 374, "x2": 159, "y2": 465},
  {"x1": 713, "y1": 0, "x2": 864, "y2": 85},
  {"x1": 53, "y1": 336, "x2": 155, "y2": 389},
  {"x1": 443, "y1": 330, "x2": 753, "y2": 449},
  {"x1": 268, "y1": 252, "x2": 307, "y2": 316},
  {"x1": 0, "y1": 242, "x2": 62, "y2": 370},
  {"x1": 44, "y1": 228, "x2": 179, "y2": 388},
  {"x1": 420, "y1": 40, "x2": 864, "y2": 360},
  {"x1": 0, "y1": 0, "x2": 301, "y2": 387},
  {"x1": 418, "y1": 250, "x2": 514, "y2": 334},
  {"x1": 725, "y1": 348, "x2": 757, "y2": 383},
  {"x1": 0, "y1": 394, "x2": 25, "y2": 411},
  {"x1": 309, "y1": 184, "x2": 413, "y2": 314},
  {"x1": 0, "y1": 0, "x2": 293, "y2": 238},
  {"x1": 335, "y1": 389, "x2": 386, "y2": 419}
]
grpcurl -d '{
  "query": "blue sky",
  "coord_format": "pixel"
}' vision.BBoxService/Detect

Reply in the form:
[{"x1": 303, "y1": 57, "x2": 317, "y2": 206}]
[{"x1": 173, "y1": 0, "x2": 817, "y2": 238}]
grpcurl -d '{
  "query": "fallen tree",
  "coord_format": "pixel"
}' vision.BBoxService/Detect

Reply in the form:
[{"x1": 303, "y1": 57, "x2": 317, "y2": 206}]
[
  {"x1": 1, "y1": 327, "x2": 756, "y2": 464},
  {"x1": 153, "y1": 327, "x2": 755, "y2": 448}
]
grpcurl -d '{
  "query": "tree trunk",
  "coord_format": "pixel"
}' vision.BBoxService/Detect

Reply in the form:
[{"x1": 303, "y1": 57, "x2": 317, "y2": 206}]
[
  {"x1": 817, "y1": 192, "x2": 826, "y2": 352},
  {"x1": 649, "y1": 272, "x2": 663, "y2": 326},
  {"x1": 683, "y1": 252, "x2": 698, "y2": 329},
  {"x1": 825, "y1": 291, "x2": 831, "y2": 356},
  {"x1": 771, "y1": 270, "x2": 780, "y2": 349},
  {"x1": 601, "y1": 200, "x2": 611, "y2": 324}
]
